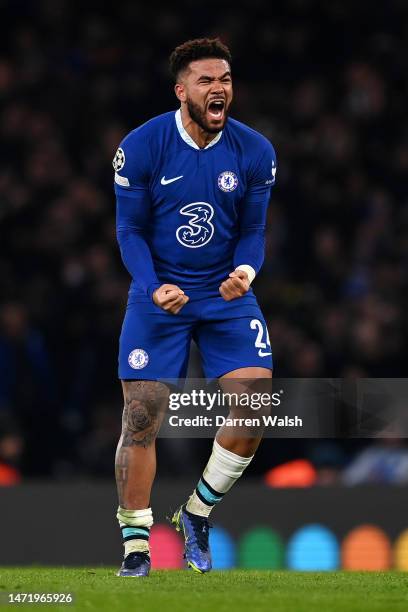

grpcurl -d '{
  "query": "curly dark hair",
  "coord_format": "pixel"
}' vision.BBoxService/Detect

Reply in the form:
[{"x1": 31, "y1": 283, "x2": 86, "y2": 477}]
[{"x1": 169, "y1": 37, "x2": 232, "y2": 81}]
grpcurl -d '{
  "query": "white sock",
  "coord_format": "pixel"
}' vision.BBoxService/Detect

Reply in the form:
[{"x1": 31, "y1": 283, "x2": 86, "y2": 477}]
[
  {"x1": 186, "y1": 439, "x2": 254, "y2": 517},
  {"x1": 117, "y1": 506, "x2": 153, "y2": 557}
]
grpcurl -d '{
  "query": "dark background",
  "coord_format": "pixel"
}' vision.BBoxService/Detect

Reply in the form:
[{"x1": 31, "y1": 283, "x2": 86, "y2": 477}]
[
  {"x1": 0, "y1": 0, "x2": 407, "y2": 482},
  {"x1": 1, "y1": 483, "x2": 405, "y2": 565}
]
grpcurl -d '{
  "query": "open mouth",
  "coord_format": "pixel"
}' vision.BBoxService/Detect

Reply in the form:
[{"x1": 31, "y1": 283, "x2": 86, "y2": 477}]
[{"x1": 207, "y1": 99, "x2": 225, "y2": 120}]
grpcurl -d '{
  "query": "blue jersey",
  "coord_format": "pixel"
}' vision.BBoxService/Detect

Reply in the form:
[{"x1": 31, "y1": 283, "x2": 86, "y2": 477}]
[{"x1": 114, "y1": 109, "x2": 276, "y2": 298}]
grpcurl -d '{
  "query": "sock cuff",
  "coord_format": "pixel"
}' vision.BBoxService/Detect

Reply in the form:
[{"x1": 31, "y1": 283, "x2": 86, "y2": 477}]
[
  {"x1": 205, "y1": 439, "x2": 254, "y2": 481},
  {"x1": 213, "y1": 439, "x2": 254, "y2": 467},
  {"x1": 117, "y1": 506, "x2": 153, "y2": 528},
  {"x1": 124, "y1": 539, "x2": 150, "y2": 556}
]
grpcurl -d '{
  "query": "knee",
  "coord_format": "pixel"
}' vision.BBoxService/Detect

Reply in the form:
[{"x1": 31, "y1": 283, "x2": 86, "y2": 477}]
[
  {"x1": 121, "y1": 400, "x2": 157, "y2": 447},
  {"x1": 126, "y1": 398, "x2": 155, "y2": 431},
  {"x1": 121, "y1": 382, "x2": 168, "y2": 447}
]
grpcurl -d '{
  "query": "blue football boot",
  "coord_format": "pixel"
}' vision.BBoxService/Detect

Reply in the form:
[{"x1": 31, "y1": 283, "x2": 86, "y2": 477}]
[
  {"x1": 117, "y1": 551, "x2": 151, "y2": 577},
  {"x1": 171, "y1": 505, "x2": 212, "y2": 573}
]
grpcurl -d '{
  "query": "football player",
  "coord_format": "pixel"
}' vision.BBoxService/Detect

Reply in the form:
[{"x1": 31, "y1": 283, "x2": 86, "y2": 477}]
[{"x1": 114, "y1": 37, "x2": 276, "y2": 577}]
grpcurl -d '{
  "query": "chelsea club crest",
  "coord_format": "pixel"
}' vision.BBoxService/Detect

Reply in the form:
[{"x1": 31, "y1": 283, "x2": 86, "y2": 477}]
[
  {"x1": 218, "y1": 171, "x2": 238, "y2": 192},
  {"x1": 128, "y1": 348, "x2": 149, "y2": 370}
]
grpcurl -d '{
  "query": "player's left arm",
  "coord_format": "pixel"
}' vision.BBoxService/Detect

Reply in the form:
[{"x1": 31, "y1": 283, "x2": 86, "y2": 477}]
[{"x1": 219, "y1": 140, "x2": 276, "y2": 301}]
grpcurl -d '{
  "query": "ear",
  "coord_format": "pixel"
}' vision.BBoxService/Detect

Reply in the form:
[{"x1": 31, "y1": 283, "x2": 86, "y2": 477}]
[{"x1": 174, "y1": 82, "x2": 186, "y2": 103}]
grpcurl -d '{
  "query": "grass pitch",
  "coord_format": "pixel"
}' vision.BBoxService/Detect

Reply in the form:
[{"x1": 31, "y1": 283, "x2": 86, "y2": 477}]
[{"x1": 0, "y1": 568, "x2": 407, "y2": 612}]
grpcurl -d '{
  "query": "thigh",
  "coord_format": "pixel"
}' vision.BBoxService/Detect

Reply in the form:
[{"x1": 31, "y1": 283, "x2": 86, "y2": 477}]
[
  {"x1": 119, "y1": 298, "x2": 193, "y2": 380},
  {"x1": 195, "y1": 301, "x2": 273, "y2": 379}
]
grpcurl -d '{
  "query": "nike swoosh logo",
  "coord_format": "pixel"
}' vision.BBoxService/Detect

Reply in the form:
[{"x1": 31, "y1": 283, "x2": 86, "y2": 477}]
[
  {"x1": 161, "y1": 175, "x2": 183, "y2": 185},
  {"x1": 258, "y1": 350, "x2": 272, "y2": 357}
]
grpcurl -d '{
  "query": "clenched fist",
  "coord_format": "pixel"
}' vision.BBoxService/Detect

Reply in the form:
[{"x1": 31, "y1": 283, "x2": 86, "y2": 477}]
[
  {"x1": 152, "y1": 284, "x2": 189, "y2": 314},
  {"x1": 219, "y1": 269, "x2": 250, "y2": 301}
]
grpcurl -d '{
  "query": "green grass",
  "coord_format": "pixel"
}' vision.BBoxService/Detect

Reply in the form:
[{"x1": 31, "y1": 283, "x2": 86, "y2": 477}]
[{"x1": 0, "y1": 568, "x2": 407, "y2": 612}]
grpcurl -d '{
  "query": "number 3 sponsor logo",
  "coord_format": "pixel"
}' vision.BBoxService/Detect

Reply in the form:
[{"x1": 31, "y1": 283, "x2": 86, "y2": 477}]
[{"x1": 176, "y1": 202, "x2": 215, "y2": 248}]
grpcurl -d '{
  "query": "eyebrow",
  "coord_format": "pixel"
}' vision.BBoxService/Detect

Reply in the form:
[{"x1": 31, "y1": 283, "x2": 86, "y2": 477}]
[{"x1": 196, "y1": 71, "x2": 232, "y2": 81}]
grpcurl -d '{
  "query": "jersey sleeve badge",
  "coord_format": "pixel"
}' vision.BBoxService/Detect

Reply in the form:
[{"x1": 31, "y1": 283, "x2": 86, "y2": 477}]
[{"x1": 112, "y1": 147, "x2": 125, "y2": 172}]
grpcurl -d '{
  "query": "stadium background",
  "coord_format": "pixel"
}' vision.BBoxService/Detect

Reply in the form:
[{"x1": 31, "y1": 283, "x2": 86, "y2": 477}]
[{"x1": 1, "y1": 0, "x2": 408, "y2": 570}]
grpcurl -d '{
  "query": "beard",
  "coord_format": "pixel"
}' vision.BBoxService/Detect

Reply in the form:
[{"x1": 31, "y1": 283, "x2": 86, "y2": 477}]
[{"x1": 186, "y1": 97, "x2": 228, "y2": 133}]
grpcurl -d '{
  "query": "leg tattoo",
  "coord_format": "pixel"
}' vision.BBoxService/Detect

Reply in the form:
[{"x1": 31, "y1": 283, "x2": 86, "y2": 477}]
[
  {"x1": 121, "y1": 381, "x2": 168, "y2": 448},
  {"x1": 115, "y1": 445, "x2": 129, "y2": 506}
]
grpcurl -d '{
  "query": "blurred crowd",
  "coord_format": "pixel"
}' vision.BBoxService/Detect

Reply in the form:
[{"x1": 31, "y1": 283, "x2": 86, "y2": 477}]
[{"x1": 1, "y1": 0, "x2": 408, "y2": 480}]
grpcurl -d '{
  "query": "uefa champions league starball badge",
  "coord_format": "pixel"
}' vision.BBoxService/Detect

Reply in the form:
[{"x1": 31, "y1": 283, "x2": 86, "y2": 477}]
[
  {"x1": 128, "y1": 348, "x2": 149, "y2": 369},
  {"x1": 112, "y1": 147, "x2": 125, "y2": 172},
  {"x1": 218, "y1": 171, "x2": 238, "y2": 192}
]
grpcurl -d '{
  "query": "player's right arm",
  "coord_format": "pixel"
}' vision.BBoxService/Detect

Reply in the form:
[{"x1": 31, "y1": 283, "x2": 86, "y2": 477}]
[{"x1": 114, "y1": 130, "x2": 188, "y2": 314}]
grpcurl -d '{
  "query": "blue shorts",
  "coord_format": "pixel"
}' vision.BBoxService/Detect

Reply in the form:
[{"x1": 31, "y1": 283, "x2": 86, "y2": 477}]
[{"x1": 118, "y1": 290, "x2": 273, "y2": 380}]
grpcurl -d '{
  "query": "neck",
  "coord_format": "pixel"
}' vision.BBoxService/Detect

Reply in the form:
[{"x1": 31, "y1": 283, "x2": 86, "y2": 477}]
[{"x1": 180, "y1": 105, "x2": 220, "y2": 149}]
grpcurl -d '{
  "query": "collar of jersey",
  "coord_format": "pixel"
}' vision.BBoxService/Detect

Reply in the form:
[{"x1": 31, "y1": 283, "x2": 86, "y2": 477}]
[{"x1": 175, "y1": 109, "x2": 223, "y2": 150}]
